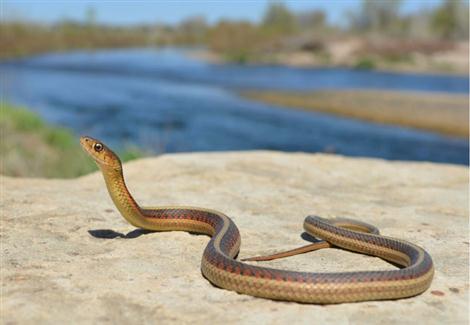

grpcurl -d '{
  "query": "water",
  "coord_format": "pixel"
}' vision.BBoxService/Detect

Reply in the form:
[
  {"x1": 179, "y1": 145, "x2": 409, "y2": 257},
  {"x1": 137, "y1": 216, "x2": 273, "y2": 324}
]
[{"x1": 1, "y1": 48, "x2": 468, "y2": 165}]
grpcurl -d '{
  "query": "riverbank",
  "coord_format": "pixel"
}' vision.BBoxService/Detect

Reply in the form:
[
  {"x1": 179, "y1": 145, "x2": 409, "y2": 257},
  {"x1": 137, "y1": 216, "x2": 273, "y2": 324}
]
[
  {"x1": 3, "y1": 19, "x2": 468, "y2": 76},
  {"x1": 191, "y1": 38, "x2": 469, "y2": 76},
  {"x1": 242, "y1": 90, "x2": 469, "y2": 138},
  {"x1": 0, "y1": 103, "x2": 144, "y2": 178},
  {"x1": 2, "y1": 152, "x2": 468, "y2": 323}
]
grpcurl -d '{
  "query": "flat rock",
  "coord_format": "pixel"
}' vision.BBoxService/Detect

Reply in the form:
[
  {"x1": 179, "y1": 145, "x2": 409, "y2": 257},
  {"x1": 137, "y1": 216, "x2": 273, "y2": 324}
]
[{"x1": 1, "y1": 151, "x2": 468, "y2": 324}]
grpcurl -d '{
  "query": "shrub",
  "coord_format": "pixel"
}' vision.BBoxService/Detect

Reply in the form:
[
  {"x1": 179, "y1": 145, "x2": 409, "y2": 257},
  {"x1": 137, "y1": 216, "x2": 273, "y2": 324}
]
[{"x1": 354, "y1": 57, "x2": 376, "y2": 70}]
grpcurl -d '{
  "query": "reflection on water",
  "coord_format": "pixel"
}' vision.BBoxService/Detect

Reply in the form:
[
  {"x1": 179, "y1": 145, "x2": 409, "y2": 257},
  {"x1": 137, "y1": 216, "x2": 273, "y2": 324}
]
[{"x1": 1, "y1": 48, "x2": 468, "y2": 165}]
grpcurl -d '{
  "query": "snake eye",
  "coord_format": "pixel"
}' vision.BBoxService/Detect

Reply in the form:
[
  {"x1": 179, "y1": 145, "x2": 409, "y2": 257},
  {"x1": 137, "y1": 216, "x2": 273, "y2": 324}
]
[{"x1": 93, "y1": 143, "x2": 103, "y2": 152}]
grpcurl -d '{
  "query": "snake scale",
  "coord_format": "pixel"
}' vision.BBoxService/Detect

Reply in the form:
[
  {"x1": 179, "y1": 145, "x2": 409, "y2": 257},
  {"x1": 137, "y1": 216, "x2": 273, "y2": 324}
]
[{"x1": 80, "y1": 136, "x2": 434, "y2": 304}]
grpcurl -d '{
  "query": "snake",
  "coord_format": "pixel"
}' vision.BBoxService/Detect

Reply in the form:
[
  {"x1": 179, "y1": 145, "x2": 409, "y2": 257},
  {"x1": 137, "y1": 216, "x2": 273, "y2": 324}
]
[{"x1": 80, "y1": 136, "x2": 434, "y2": 304}]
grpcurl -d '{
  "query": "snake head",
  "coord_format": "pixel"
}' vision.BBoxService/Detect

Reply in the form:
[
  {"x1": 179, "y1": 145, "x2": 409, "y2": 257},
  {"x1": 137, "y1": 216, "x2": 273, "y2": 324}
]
[{"x1": 80, "y1": 136, "x2": 122, "y2": 170}]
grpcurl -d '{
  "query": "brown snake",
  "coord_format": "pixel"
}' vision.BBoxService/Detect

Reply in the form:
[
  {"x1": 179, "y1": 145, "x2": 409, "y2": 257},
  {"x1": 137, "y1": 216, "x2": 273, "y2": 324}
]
[{"x1": 80, "y1": 136, "x2": 434, "y2": 304}]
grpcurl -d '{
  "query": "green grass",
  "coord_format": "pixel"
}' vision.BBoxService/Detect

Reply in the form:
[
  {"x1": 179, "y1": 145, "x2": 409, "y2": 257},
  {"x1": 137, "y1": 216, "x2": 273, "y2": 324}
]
[
  {"x1": 224, "y1": 52, "x2": 250, "y2": 64},
  {"x1": 0, "y1": 102, "x2": 146, "y2": 178},
  {"x1": 354, "y1": 57, "x2": 376, "y2": 70}
]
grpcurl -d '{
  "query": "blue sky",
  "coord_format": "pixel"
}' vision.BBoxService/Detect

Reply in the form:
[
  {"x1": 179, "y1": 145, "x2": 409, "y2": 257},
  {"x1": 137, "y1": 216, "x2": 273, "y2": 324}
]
[{"x1": 2, "y1": 0, "x2": 444, "y2": 26}]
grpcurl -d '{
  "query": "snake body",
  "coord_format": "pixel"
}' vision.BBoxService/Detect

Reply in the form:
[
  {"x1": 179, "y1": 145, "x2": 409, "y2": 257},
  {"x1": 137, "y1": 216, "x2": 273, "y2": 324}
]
[{"x1": 80, "y1": 136, "x2": 434, "y2": 304}]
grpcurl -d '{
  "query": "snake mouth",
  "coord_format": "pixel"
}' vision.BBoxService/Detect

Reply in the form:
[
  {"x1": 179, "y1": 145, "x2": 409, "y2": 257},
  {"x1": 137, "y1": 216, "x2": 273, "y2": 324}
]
[
  {"x1": 80, "y1": 135, "x2": 95, "y2": 154},
  {"x1": 80, "y1": 136, "x2": 107, "y2": 166},
  {"x1": 80, "y1": 135, "x2": 122, "y2": 169}
]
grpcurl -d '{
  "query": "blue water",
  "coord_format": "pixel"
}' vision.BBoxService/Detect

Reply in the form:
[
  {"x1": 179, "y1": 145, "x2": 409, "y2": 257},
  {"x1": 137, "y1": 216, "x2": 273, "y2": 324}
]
[{"x1": 1, "y1": 48, "x2": 468, "y2": 165}]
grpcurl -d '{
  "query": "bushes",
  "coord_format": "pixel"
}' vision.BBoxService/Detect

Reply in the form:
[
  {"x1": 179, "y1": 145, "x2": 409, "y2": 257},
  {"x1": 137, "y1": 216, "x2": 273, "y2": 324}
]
[
  {"x1": 354, "y1": 57, "x2": 376, "y2": 70},
  {"x1": 0, "y1": 22, "x2": 154, "y2": 59},
  {"x1": 208, "y1": 21, "x2": 263, "y2": 63}
]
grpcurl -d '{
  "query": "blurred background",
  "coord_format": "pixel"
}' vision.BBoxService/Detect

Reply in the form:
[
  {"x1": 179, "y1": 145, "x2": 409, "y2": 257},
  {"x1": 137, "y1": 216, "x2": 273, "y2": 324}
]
[{"x1": 0, "y1": 0, "x2": 468, "y2": 178}]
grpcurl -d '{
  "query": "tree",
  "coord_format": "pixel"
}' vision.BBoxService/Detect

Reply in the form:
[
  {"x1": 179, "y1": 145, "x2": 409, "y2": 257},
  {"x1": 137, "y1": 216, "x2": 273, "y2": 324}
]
[
  {"x1": 177, "y1": 16, "x2": 208, "y2": 43},
  {"x1": 262, "y1": 2, "x2": 296, "y2": 33},
  {"x1": 85, "y1": 6, "x2": 97, "y2": 26},
  {"x1": 297, "y1": 10, "x2": 326, "y2": 30},
  {"x1": 347, "y1": 0, "x2": 403, "y2": 34},
  {"x1": 431, "y1": 0, "x2": 469, "y2": 39}
]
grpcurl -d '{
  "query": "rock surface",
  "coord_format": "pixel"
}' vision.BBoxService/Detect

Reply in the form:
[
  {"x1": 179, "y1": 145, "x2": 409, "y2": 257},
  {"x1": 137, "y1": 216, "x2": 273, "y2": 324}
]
[{"x1": 1, "y1": 151, "x2": 468, "y2": 324}]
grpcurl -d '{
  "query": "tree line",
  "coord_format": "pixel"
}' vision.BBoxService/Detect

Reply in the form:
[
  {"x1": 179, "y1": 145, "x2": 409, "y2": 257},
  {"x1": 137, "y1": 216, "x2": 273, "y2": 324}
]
[{"x1": 0, "y1": 0, "x2": 468, "y2": 59}]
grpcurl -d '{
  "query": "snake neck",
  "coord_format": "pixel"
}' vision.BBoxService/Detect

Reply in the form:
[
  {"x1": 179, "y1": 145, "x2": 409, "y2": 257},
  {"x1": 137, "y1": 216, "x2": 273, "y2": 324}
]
[{"x1": 100, "y1": 166, "x2": 150, "y2": 229}]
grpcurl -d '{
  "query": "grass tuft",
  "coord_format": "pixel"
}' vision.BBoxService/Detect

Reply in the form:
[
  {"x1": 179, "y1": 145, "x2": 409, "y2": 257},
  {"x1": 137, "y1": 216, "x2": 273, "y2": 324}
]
[{"x1": 0, "y1": 102, "x2": 146, "y2": 178}]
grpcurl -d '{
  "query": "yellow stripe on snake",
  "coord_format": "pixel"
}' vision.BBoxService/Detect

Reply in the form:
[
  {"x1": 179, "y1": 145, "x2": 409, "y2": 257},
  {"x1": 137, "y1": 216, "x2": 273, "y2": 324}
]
[{"x1": 80, "y1": 136, "x2": 434, "y2": 304}]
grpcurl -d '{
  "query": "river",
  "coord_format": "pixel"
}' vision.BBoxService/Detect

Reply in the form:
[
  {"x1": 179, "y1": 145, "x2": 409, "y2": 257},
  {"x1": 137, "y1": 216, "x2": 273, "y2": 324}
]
[{"x1": 1, "y1": 48, "x2": 468, "y2": 164}]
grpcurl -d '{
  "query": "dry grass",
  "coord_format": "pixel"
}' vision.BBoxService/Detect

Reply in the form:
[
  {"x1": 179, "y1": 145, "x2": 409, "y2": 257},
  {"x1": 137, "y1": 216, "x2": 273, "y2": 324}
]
[{"x1": 243, "y1": 90, "x2": 469, "y2": 137}]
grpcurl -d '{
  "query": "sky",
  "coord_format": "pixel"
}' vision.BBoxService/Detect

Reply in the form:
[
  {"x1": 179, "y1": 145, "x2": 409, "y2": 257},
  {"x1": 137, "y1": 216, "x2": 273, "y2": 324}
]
[{"x1": 2, "y1": 0, "x2": 445, "y2": 26}]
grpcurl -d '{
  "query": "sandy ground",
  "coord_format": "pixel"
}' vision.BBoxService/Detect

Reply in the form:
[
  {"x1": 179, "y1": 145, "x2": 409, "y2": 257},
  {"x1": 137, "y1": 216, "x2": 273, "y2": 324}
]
[
  {"x1": 1, "y1": 151, "x2": 468, "y2": 324},
  {"x1": 243, "y1": 90, "x2": 469, "y2": 138}
]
